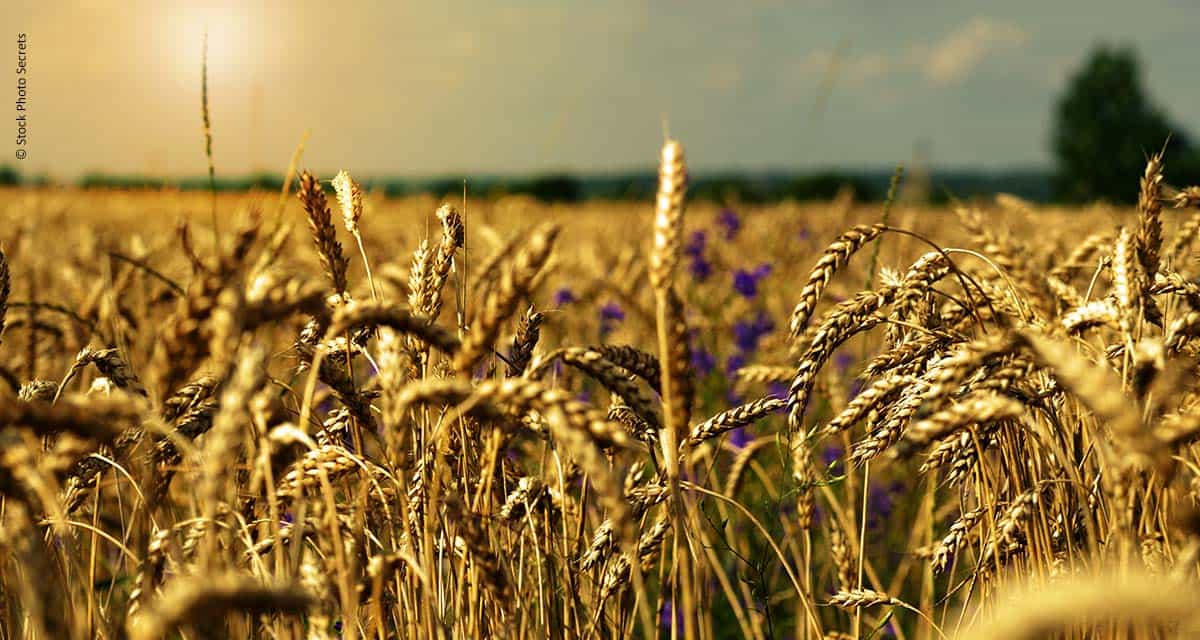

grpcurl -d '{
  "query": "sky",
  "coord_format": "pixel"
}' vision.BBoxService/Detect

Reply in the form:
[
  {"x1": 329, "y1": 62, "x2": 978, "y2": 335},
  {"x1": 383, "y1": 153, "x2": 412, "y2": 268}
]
[{"x1": 9, "y1": 0, "x2": 1200, "y2": 179}]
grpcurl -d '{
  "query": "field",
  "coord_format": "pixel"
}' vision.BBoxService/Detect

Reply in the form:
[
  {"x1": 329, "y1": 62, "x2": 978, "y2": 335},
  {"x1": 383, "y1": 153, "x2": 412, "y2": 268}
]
[{"x1": 1, "y1": 145, "x2": 1200, "y2": 639}]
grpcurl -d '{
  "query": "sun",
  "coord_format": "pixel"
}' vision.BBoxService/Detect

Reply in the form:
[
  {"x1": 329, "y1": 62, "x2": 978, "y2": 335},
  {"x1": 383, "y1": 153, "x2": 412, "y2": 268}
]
[{"x1": 162, "y1": 6, "x2": 254, "y2": 84}]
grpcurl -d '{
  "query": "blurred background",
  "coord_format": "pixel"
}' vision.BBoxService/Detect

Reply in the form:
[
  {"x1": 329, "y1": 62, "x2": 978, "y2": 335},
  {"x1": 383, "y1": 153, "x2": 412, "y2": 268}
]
[{"x1": 5, "y1": 0, "x2": 1199, "y2": 203}]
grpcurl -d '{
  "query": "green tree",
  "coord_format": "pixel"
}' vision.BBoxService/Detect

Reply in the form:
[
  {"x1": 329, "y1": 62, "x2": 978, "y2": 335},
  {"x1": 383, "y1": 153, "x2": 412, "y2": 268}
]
[
  {"x1": 0, "y1": 165, "x2": 19, "y2": 186},
  {"x1": 1052, "y1": 44, "x2": 1199, "y2": 203}
]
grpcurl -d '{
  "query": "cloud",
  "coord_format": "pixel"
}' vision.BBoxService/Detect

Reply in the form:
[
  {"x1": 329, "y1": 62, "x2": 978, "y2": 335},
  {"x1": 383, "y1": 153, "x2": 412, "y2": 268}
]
[
  {"x1": 920, "y1": 17, "x2": 1029, "y2": 86},
  {"x1": 794, "y1": 49, "x2": 892, "y2": 88},
  {"x1": 790, "y1": 16, "x2": 1029, "y2": 96}
]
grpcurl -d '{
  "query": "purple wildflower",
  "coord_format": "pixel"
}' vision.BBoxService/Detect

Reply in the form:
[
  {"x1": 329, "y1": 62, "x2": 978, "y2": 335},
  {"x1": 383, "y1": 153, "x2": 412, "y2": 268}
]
[
  {"x1": 685, "y1": 231, "x2": 712, "y2": 282},
  {"x1": 553, "y1": 286, "x2": 577, "y2": 307},
  {"x1": 834, "y1": 351, "x2": 855, "y2": 375},
  {"x1": 688, "y1": 256, "x2": 713, "y2": 282},
  {"x1": 599, "y1": 301, "x2": 625, "y2": 338},
  {"x1": 660, "y1": 598, "x2": 683, "y2": 632},
  {"x1": 691, "y1": 346, "x2": 716, "y2": 377},
  {"x1": 729, "y1": 426, "x2": 752, "y2": 449},
  {"x1": 732, "y1": 263, "x2": 772, "y2": 299},
  {"x1": 725, "y1": 353, "x2": 747, "y2": 377},
  {"x1": 767, "y1": 382, "x2": 788, "y2": 405},
  {"x1": 733, "y1": 311, "x2": 775, "y2": 352},
  {"x1": 822, "y1": 445, "x2": 845, "y2": 476},
  {"x1": 868, "y1": 480, "x2": 904, "y2": 527},
  {"x1": 599, "y1": 302, "x2": 625, "y2": 322},
  {"x1": 733, "y1": 269, "x2": 759, "y2": 298},
  {"x1": 717, "y1": 208, "x2": 741, "y2": 240}
]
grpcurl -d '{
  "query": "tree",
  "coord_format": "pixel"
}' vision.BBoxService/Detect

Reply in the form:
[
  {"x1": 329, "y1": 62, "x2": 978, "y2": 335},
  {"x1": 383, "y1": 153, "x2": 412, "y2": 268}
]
[
  {"x1": 1052, "y1": 44, "x2": 1199, "y2": 203},
  {"x1": 0, "y1": 165, "x2": 19, "y2": 186}
]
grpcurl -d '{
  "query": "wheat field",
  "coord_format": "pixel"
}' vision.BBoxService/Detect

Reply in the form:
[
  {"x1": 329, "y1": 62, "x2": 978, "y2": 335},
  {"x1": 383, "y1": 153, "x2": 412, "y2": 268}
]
[{"x1": 0, "y1": 143, "x2": 1199, "y2": 639}]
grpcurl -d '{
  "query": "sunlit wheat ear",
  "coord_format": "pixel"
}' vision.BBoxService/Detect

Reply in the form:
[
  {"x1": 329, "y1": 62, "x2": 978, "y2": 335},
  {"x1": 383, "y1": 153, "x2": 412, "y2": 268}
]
[
  {"x1": 828, "y1": 588, "x2": 899, "y2": 609},
  {"x1": 126, "y1": 573, "x2": 313, "y2": 640},
  {"x1": 297, "y1": 170, "x2": 349, "y2": 297},
  {"x1": 1112, "y1": 226, "x2": 1138, "y2": 333},
  {"x1": 787, "y1": 223, "x2": 886, "y2": 339},
  {"x1": 1136, "y1": 150, "x2": 1164, "y2": 276},
  {"x1": 722, "y1": 436, "x2": 774, "y2": 496},
  {"x1": 1046, "y1": 274, "x2": 1086, "y2": 309},
  {"x1": 325, "y1": 300, "x2": 460, "y2": 356},
  {"x1": 790, "y1": 433, "x2": 815, "y2": 529},
  {"x1": 683, "y1": 395, "x2": 784, "y2": 447},
  {"x1": 1062, "y1": 298, "x2": 1120, "y2": 333},
  {"x1": 648, "y1": 139, "x2": 686, "y2": 290},
  {"x1": 505, "y1": 305, "x2": 542, "y2": 377},
  {"x1": 56, "y1": 346, "x2": 147, "y2": 401},
  {"x1": 864, "y1": 331, "x2": 949, "y2": 378},
  {"x1": 333, "y1": 169, "x2": 378, "y2": 299},
  {"x1": 332, "y1": 170, "x2": 363, "y2": 236},
  {"x1": 961, "y1": 570, "x2": 1200, "y2": 640},
  {"x1": 1164, "y1": 311, "x2": 1200, "y2": 355},
  {"x1": 453, "y1": 224, "x2": 558, "y2": 376},
  {"x1": 411, "y1": 204, "x2": 465, "y2": 321},
  {"x1": 787, "y1": 288, "x2": 894, "y2": 433},
  {"x1": 824, "y1": 526, "x2": 855, "y2": 590},
  {"x1": 886, "y1": 251, "x2": 950, "y2": 344},
  {"x1": 17, "y1": 379, "x2": 57, "y2": 402},
  {"x1": 275, "y1": 445, "x2": 359, "y2": 503},
  {"x1": 930, "y1": 506, "x2": 985, "y2": 572},
  {"x1": 735, "y1": 365, "x2": 793, "y2": 386},
  {"x1": 1151, "y1": 270, "x2": 1200, "y2": 306},
  {"x1": 599, "y1": 513, "x2": 670, "y2": 601},
  {"x1": 903, "y1": 392, "x2": 1024, "y2": 447},
  {"x1": 527, "y1": 347, "x2": 661, "y2": 431},
  {"x1": 1049, "y1": 230, "x2": 1112, "y2": 279},
  {"x1": 825, "y1": 374, "x2": 919, "y2": 436},
  {"x1": 587, "y1": 344, "x2": 662, "y2": 392}
]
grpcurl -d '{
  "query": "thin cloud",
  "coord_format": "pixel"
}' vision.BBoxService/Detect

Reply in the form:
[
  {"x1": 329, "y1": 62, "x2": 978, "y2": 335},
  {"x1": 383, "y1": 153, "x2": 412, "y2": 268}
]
[
  {"x1": 920, "y1": 17, "x2": 1029, "y2": 86},
  {"x1": 791, "y1": 16, "x2": 1029, "y2": 100}
]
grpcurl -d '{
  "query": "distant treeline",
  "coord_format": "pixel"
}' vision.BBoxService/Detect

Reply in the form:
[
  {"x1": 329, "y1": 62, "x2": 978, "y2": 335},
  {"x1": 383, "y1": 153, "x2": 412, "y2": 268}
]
[{"x1": 0, "y1": 165, "x2": 1054, "y2": 204}]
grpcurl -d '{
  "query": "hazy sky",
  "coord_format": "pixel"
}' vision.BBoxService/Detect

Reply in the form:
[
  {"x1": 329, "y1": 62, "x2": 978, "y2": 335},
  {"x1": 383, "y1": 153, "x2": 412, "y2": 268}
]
[{"x1": 10, "y1": 1, "x2": 1200, "y2": 179}]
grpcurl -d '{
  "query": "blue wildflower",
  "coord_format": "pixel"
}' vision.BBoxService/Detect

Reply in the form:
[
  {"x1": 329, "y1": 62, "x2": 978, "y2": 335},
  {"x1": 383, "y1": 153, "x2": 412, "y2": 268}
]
[
  {"x1": 767, "y1": 382, "x2": 788, "y2": 405},
  {"x1": 685, "y1": 231, "x2": 712, "y2": 282},
  {"x1": 691, "y1": 346, "x2": 716, "y2": 377},
  {"x1": 717, "y1": 208, "x2": 741, "y2": 240},
  {"x1": 733, "y1": 269, "x2": 759, "y2": 298},
  {"x1": 868, "y1": 480, "x2": 904, "y2": 527},
  {"x1": 733, "y1": 263, "x2": 772, "y2": 298},
  {"x1": 660, "y1": 598, "x2": 683, "y2": 632},
  {"x1": 553, "y1": 287, "x2": 577, "y2": 307},
  {"x1": 729, "y1": 426, "x2": 752, "y2": 449},
  {"x1": 733, "y1": 311, "x2": 775, "y2": 352},
  {"x1": 599, "y1": 301, "x2": 625, "y2": 338},
  {"x1": 725, "y1": 353, "x2": 747, "y2": 377},
  {"x1": 834, "y1": 351, "x2": 854, "y2": 375},
  {"x1": 822, "y1": 445, "x2": 845, "y2": 476},
  {"x1": 599, "y1": 302, "x2": 625, "y2": 322}
]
